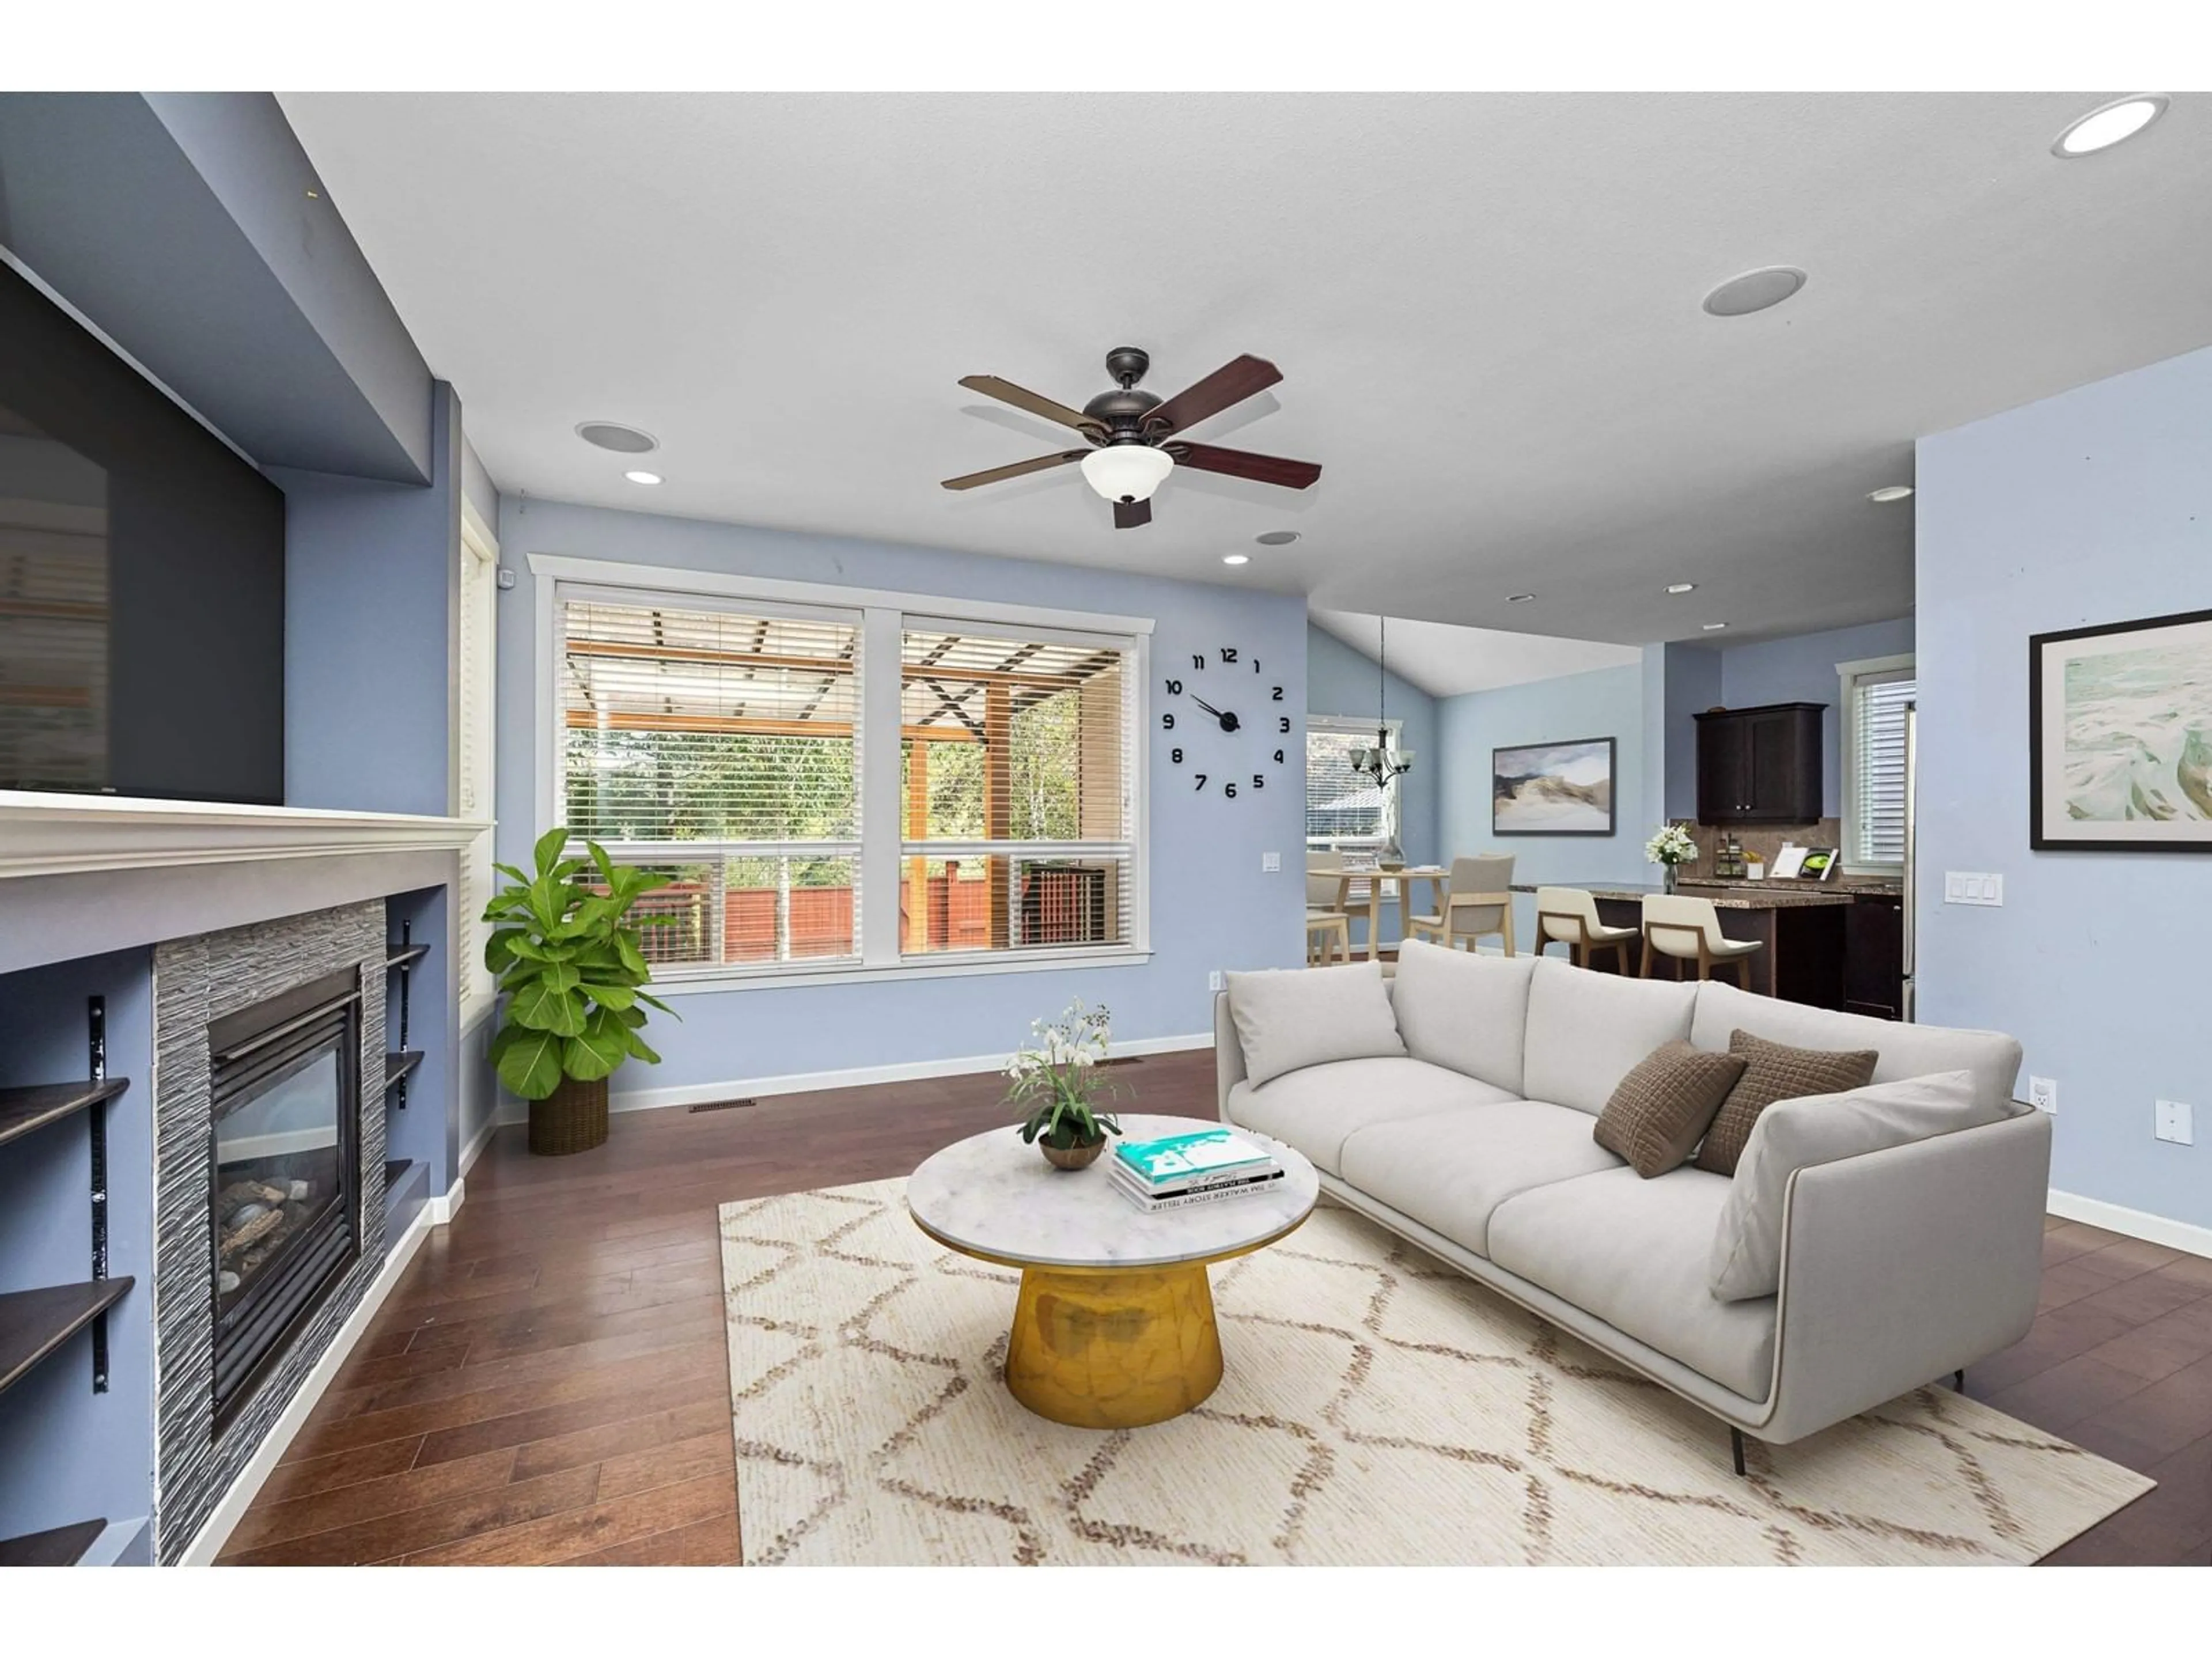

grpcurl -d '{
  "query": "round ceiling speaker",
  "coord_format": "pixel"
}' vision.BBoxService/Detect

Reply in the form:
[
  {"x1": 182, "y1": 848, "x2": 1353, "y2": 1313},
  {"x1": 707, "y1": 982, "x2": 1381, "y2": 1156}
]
[
  {"x1": 1701, "y1": 266, "x2": 1808, "y2": 318},
  {"x1": 1255, "y1": 530, "x2": 1301, "y2": 546},
  {"x1": 575, "y1": 421, "x2": 659, "y2": 454}
]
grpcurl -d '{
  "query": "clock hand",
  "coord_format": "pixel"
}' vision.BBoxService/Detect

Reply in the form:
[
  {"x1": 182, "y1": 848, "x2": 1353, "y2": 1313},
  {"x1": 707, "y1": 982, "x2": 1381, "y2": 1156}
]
[{"x1": 1190, "y1": 695, "x2": 1222, "y2": 718}]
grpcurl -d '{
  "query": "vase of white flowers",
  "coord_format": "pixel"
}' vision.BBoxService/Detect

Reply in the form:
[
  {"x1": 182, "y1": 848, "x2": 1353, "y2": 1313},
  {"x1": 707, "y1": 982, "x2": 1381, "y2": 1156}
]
[
  {"x1": 1645, "y1": 823, "x2": 1699, "y2": 895},
  {"x1": 1006, "y1": 998, "x2": 1124, "y2": 1169}
]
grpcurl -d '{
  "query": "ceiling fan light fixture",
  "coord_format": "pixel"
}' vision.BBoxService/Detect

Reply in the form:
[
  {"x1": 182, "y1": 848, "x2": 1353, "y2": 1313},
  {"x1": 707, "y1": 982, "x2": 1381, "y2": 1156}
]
[{"x1": 1080, "y1": 444, "x2": 1174, "y2": 503}]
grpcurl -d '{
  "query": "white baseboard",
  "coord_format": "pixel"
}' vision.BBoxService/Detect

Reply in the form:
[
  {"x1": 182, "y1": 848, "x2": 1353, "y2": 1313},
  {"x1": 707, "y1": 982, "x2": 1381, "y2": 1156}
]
[
  {"x1": 177, "y1": 1203, "x2": 435, "y2": 1566},
  {"x1": 425, "y1": 1176, "x2": 465, "y2": 1225},
  {"x1": 457, "y1": 1109, "x2": 500, "y2": 1180},
  {"x1": 493, "y1": 1030, "x2": 1215, "y2": 1124},
  {"x1": 2048, "y1": 1188, "x2": 2212, "y2": 1262}
]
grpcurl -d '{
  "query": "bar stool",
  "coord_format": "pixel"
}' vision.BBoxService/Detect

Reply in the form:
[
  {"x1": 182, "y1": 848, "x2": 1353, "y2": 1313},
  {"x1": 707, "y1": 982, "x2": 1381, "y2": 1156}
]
[
  {"x1": 1534, "y1": 886, "x2": 1638, "y2": 972},
  {"x1": 1304, "y1": 857, "x2": 1353, "y2": 965},
  {"x1": 1639, "y1": 893, "x2": 1763, "y2": 987},
  {"x1": 1407, "y1": 855, "x2": 1517, "y2": 955}
]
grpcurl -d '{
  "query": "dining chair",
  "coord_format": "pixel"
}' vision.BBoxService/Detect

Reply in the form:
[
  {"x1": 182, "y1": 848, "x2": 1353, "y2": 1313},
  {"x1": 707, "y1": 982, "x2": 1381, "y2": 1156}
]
[
  {"x1": 1407, "y1": 854, "x2": 1516, "y2": 956},
  {"x1": 1638, "y1": 893, "x2": 1763, "y2": 986},
  {"x1": 1304, "y1": 855, "x2": 1353, "y2": 966},
  {"x1": 1534, "y1": 885, "x2": 1638, "y2": 973}
]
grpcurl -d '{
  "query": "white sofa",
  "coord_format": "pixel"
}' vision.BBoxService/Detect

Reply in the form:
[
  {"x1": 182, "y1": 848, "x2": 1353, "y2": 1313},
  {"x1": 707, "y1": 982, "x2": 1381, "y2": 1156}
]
[{"x1": 1213, "y1": 944, "x2": 2050, "y2": 1471}]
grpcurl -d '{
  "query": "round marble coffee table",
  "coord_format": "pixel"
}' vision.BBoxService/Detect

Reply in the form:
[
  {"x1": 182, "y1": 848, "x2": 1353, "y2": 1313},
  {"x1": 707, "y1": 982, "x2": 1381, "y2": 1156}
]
[{"x1": 906, "y1": 1113, "x2": 1319, "y2": 1430}]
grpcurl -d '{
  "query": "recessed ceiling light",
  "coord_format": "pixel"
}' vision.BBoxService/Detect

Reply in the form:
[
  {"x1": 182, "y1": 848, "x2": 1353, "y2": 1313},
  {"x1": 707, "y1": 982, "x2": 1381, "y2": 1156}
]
[
  {"x1": 577, "y1": 421, "x2": 659, "y2": 454},
  {"x1": 1221, "y1": 553, "x2": 1251, "y2": 566},
  {"x1": 1867, "y1": 485, "x2": 1914, "y2": 503},
  {"x1": 1255, "y1": 530, "x2": 1300, "y2": 547},
  {"x1": 1702, "y1": 622, "x2": 1729, "y2": 631},
  {"x1": 1506, "y1": 593, "x2": 1536, "y2": 604},
  {"x1": 1701, "y1": 266, "x2": 1808, "y2": 318},
  {"x1": 2052, "y1": 94, "x2": 2168, "y2": 158},
  {"x1": 1665, "y1": 582, "x2": 1696, "y2": 594},
  {"x1": 623, "y1": 469, "x2": 663, "y2": 486}
]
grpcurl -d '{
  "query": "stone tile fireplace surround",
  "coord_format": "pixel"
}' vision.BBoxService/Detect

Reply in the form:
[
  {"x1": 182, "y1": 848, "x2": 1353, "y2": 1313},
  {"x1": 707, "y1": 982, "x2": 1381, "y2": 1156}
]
[{"x1": 150, "y1": 900, "x2": 388, "y2": 1563}]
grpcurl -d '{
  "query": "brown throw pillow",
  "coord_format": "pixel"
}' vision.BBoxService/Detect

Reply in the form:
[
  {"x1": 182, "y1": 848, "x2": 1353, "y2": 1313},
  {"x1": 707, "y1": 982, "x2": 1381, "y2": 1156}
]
[
  {"x1": 1594, "y1": 1040, "x2": 1750, "y2": 1179},
  {"x1": 1693, "y1": 1029, "x2": 1881, "y2": 1176}
]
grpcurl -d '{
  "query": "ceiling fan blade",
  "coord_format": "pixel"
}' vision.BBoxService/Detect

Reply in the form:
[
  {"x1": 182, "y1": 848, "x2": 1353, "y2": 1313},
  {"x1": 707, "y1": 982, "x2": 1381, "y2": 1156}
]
[
  {"x1": 958, "y1": 375, "x2": 1105, "y2": 436},
  {"x1": 1168, "y1": 441, "x2": 1322, "y2": 491},
  {"x1": 1113, "y1": 498, "x2": 1153, "y2": 530},
  {"x1": 941, "y1": 449, "x2": 1089, "y2": 491},
  {"x1": 1142, "y1": 354, "x2": 1282, "y2": 436}
]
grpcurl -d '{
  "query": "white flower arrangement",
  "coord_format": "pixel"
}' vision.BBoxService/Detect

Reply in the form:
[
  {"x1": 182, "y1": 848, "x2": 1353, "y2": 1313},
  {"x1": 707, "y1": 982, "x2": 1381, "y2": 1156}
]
[
  {"x1": 1007, "y1": 998, "x2": 1122, "y2": 1149},
  {"x1": 1645, "y1": 823, "x2": 1699, "y2": 868}
]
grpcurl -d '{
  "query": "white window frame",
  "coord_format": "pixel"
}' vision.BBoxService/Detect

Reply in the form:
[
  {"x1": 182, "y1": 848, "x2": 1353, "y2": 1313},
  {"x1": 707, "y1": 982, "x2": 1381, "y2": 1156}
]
[
  {"x1": 529, "y1": 554, "x2": 1152, "y2": 993},
  {"x1": 1305, "y1": 714, "x2": 1403, "y2": 851},
  {"x1": 1837, "y1": 652, "x2": 1915, "y2": 876},
  {"x1": 456, "y1": 500, "x2": 500, "y2": 1026}
]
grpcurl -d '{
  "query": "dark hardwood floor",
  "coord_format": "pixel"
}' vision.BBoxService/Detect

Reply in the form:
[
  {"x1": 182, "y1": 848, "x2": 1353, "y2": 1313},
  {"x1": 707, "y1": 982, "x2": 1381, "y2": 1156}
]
[{"x1": 220, "y1": 1050, "x2": 2210, "y2": 1566}]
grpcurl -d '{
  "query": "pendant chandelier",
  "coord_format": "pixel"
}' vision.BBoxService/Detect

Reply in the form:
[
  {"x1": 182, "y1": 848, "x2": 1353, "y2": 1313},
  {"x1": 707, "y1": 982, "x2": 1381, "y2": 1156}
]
[{"x1": 1351, "y1": 616, "x2": 1415, "y2": 785}]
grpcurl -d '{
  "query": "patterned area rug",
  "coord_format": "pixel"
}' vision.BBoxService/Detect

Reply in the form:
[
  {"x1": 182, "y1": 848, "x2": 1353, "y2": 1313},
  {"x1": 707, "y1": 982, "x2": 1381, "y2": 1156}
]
[{"x1": 719, "y1": 1180, "x2": 2151, "y2": 1565}]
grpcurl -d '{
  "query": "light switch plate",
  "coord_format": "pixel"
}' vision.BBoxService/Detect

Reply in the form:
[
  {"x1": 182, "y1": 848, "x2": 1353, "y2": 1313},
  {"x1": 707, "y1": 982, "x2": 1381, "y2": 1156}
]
[
  {"x1": 2028, "y1": 1076, "x2": 2058, "y2": 1114},
  {"x1": 1262, "y1": 851, "x2": 1281, "y2": 873},
  {"x1": 1944, "y1": 872, "x2": 2005, "y2": 906},
  {"x1": 2156, "y1": 1100, "x2": 2194, "y2": 1145},
  {"x1": 1207, "y1": 969, "x2": 1225, "y2": 994}
]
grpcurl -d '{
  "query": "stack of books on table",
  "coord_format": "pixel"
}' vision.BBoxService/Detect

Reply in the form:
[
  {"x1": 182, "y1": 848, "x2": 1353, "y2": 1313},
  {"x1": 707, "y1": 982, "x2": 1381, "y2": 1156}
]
[{"x1": 1109, "y1": 1128, "x2": 1283, "y2": 1213}]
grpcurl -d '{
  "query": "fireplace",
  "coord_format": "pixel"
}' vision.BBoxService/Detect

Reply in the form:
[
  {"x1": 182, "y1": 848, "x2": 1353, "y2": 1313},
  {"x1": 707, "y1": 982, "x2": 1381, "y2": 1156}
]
[{"x1": 206, "y1": 963, "x2": 363, "y2": 1426}]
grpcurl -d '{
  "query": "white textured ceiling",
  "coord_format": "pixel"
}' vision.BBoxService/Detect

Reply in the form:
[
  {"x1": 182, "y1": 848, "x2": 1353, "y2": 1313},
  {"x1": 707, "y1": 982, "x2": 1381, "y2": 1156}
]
[
  {"x1": 1311, "y1": 609, "x2": 1641, "y2": 698},
  {"x1": 278, "y1": 92, "x2": 2212, "y2": 645}
]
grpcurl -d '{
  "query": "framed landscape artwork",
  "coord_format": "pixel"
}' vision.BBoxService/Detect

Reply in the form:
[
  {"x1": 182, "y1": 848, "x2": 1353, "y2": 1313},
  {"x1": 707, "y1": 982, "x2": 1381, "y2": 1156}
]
[
  {"x1": 2029, "y1": 605, "x2": 2212, "y2": 851},
  {"x1": 1492, "y1": 736, "x2": 1616, "y2": 835}
]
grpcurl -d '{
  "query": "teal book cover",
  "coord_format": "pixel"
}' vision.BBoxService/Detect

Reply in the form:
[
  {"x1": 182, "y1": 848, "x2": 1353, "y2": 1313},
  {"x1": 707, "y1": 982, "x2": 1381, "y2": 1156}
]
[{"x1": 1113, "y1": 1128, "x2": 1271, "y2": 1184}]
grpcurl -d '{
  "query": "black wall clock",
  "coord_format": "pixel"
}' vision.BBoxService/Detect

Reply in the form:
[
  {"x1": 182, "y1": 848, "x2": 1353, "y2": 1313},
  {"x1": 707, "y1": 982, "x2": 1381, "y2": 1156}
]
[{"x1": 1160, "y1": 645, "x2": 1289, "y2": 800}]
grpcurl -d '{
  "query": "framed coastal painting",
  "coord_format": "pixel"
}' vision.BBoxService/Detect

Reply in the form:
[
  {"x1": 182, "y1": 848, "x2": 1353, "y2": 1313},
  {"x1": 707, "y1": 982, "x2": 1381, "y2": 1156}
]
[
  {"x1": 2029, "y1": 606, "x2": 2212, "y2": 851},
  {"x1": 1492, "y1": 736, "x2": 1616, "y2": 835}
]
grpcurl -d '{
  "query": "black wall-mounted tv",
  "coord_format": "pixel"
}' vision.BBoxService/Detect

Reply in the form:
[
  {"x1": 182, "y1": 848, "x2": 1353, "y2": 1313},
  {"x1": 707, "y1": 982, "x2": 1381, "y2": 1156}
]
[{"x1": 0, "y1": 259, "x2": 285, "y2": 804}]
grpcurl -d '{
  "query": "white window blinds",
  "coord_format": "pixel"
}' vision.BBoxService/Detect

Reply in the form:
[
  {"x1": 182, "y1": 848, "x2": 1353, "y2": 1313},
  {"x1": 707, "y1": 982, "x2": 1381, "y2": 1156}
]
[
  {"x1": 557, "y1": 592, "x2": 864, "y2": 971},
  {"x1": 897, "y1": 623, "x2": 1135, "y2": 955},
  {"x1": 1847, "y1": 669, "x2": 1915, "y2": 868},
  {"x1": 1305, "y1": 719, "x2": 1397, "y2": 847}
]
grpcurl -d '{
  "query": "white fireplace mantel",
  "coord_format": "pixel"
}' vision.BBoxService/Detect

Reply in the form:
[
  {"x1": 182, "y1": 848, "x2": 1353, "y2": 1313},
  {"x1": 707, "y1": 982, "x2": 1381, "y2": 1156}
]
[{"x1": 0, "y1": 790, "x2": 488, "y2": 881}]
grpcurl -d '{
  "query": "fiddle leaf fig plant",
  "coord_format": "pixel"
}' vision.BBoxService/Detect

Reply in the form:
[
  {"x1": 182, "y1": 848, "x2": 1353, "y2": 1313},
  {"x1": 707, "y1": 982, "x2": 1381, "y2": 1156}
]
[{"x1": 484, "y1": 827, "x2": 680, "y2": 1100}]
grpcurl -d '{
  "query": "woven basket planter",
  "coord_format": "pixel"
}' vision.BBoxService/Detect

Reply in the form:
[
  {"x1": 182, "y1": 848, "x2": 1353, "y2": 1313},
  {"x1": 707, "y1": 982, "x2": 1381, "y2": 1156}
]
[{"x1": 529, "y1": 1075, "x2": 609, "y2": 1157}]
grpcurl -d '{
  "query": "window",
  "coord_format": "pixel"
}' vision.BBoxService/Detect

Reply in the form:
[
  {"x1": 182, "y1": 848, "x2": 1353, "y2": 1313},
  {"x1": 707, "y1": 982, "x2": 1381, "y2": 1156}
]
[
  {"x1": 1305, "y1": 715, "x2": 1400, "y2": 849},
  {"x1": 456, "y1": 507, "x2": 499, "y2": 1017},
  {"x1": 1839, "y1": 654, "x2": 1915, "y2": 872},
  {"x1": 544, "y1": 563, "x2": 1147, "y2": 985}
]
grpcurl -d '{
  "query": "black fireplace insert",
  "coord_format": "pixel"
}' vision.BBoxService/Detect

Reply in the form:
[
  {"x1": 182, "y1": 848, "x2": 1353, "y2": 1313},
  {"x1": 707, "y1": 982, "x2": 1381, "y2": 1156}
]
[{"x1": 207, "y1": 963, "x2": 362, "y2": 1428}]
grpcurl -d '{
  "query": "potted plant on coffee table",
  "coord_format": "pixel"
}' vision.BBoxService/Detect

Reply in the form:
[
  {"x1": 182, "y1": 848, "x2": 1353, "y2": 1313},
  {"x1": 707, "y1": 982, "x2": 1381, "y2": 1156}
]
[
  {"x1": 1007, "y1": 998, "x2": 1123, "y2": 1169},
  {"x1": 484, "y1": 827, "x2": 680, "y2": 1156}
]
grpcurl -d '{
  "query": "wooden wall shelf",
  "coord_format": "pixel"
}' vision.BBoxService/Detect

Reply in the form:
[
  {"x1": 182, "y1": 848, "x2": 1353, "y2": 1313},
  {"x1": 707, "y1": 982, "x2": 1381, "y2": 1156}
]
[
  {"x1": 0, "y1": 1078, "x2": 129, "y2": 1153},
  {"x1": 0, "y1": 1517, "x2": 107, "y2": 1567},
  {"x1": 0, "y1": 1278, "x2": 135, "y2": 1399},
  {"x1": 385, "y1": 942, "x2": 430, "y2": 972},
  {"x1": 384, "y1": 1050, "x2": 425, "y2": 1093}
]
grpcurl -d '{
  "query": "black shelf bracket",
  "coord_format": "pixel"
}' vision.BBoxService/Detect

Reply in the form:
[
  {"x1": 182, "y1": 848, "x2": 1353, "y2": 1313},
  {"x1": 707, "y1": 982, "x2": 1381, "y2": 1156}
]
[
  {"x1": 88, "y1": 998, "x2": 111, "y2": 1395},
  {"x1": 389, "y1": 920, "x2": 414, "y2": 1108}
]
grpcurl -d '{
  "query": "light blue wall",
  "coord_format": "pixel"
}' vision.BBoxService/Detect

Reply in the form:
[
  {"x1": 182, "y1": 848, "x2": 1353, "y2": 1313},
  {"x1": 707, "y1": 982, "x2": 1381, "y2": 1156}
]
[
  {"x1": 1662, "y1": 643, "x2": 1723, "y2": 820},
  {"x1": 493, "y1": 498, "x2": 1308, "y2": 1096},
  {"x1": 1719, "y1": 617, "x2": 1917, "y2": 816},
  {"x1": 1917, "y1": 343, "x2": 2212, "y2": 1230},
  {"x1": 1437, "y1": 663, "x2": 1650, "y2": 949},
  {"x1": 1305, "y1": 622, "x2": 1437, "y2": 945}
]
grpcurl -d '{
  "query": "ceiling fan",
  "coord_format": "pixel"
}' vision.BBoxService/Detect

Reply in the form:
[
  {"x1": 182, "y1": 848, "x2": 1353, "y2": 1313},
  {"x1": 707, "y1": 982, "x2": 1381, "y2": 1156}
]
[{"x1": 941, "y1": 346, "x2": 1322, "y2": 529}]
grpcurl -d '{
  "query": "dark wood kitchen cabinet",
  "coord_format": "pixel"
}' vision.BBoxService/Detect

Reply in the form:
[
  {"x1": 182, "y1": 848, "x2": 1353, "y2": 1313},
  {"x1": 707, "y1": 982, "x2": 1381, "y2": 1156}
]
[
  {"x1": 1843, "y1": 892, "x2": 1906, "y2": 1021},
  {"x1": 1694, "y1": 702, "x2": 1824, "y2": 825}
]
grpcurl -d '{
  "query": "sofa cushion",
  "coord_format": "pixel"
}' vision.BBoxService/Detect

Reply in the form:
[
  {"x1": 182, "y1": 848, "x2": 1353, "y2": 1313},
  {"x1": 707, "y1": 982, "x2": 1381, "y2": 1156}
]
[
  {"x1": 1389, "y1": 938, "x2": 1539, "y2": 1094},
  {"x1": 1339, "y1": 1099, "x2": 1628, "y2": 1258},
  {"x1": 1709, "y1": 1071, "x2": 2011, "y2": 1302},
  {"x1": 1521, "y1": 957, "x2": 1699, "y2": 1116},
  {"x1": 1225, "y1": 961, "x2": 1406, "y2": 1089},
  {"x1": 1593, "y1": 1040, "x2": 1749, "y2": 1178},
  {"x1": 1690, "y1": 978, "x2": 2024, "y2": 1116},
  {"x1": 1693, "y1": 1030, "x2": 1879, "y2": 1177},
  {"x1": 1224, "y1": 1056, "x2": 1514, "y2": 1176},
  {"x1": 1488, "y1": 1166, "x2": 1777, "y2": 1401}
]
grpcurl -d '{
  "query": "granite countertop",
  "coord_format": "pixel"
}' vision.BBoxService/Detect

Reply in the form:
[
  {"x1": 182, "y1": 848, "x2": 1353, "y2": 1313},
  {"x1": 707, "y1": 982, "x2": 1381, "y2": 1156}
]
[{"x1": 1509, "y1": 880, "x2": 1857, "y2": 910}]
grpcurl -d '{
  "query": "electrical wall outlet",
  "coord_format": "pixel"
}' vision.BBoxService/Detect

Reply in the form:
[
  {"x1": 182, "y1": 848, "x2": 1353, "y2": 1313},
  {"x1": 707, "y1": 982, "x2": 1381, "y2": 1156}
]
[
  {"x1": 1942, "y1": 872, "x2": 2005, "y2": 906},
  {"x1": 1262, "y1": 851, "x2": 1281, "y2": 873},
  {"x1": 2156, "y1": 1100, "x2": 2194, "y2": 1145},
  {"x1": 1207, "y1": 969, "x2": 1224, "y2": 994},
  {"x1": 2028, "y1": 1076, "x2": 2058, "y2": 1114}
]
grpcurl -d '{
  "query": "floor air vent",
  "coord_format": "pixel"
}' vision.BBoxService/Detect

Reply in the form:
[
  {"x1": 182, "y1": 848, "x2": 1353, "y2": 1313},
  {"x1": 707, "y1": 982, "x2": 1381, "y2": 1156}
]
[{"x1": 687, "y1": 1097, "x2": 759, "y2": 1114}]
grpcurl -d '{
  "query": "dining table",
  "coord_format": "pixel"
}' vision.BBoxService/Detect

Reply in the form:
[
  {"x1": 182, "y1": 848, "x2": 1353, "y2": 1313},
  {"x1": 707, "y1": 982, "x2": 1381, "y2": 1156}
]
[{"x1": 1309, "y1": 863, "x2": 1449, "y2": 961}]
